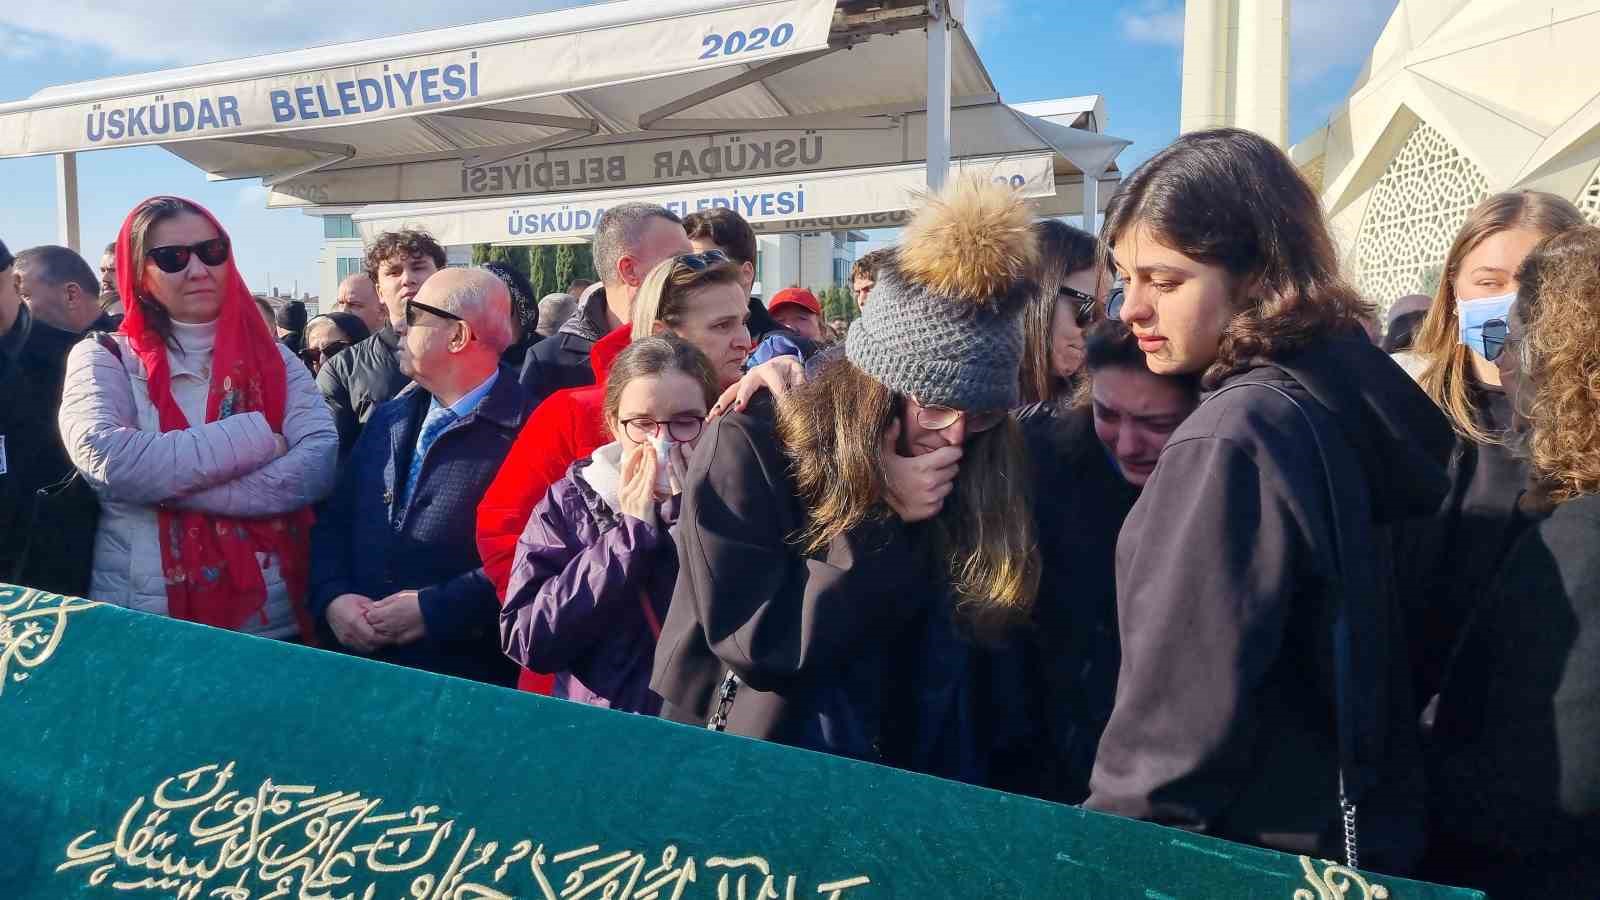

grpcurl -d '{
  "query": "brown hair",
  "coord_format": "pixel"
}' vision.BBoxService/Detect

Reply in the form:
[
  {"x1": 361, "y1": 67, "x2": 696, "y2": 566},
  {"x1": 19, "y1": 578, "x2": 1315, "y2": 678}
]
[
  {"x1": 1513, "y1": 226, "x2": 1600, "y2": 502},
  {"x1": 630, "y1": 254, "x2": 746, "y2": 341},
  {"x1": 850, "y1": 248, "x2": 894, "y2": 284},
  {"x1": 682, "y1": 208, "x2": 757, "y2": 266},
  {"x1": 1103, "y1": 128, "x2": 1369, "y2": 389},
  {"x1": 128, "y1": 196, "x2": 209, "y2": 349},
  {"x1": 362, "y1": 229, "x2": 447, "y2": 283},
  {"x1": 776, "y1": 359, "x2": 1040, "y2": 642},
  {"x1": 1412, "y1": 191, "x2": 1586, "y2": 444},
  {"x1": 1020, "y1": 220, "x2": 1107, "y2": 405},
  {"x1": 601, "y1": 335, "x2": 719, "y2": 436}
]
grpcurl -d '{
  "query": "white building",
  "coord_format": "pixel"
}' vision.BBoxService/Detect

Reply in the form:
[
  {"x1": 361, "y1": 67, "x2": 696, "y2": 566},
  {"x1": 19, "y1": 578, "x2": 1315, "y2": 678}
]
[
  {"x1": 1291, "y1": 0, "x2": 1600, "y2": 312},
  {"x1": 1180, "y1": 0, "x2": 1290, "y2": 146}
]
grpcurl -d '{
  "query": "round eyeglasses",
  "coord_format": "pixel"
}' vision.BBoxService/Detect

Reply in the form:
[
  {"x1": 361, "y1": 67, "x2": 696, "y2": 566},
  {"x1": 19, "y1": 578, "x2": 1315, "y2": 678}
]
[{"x1": 911, "y1": 402, "x2": 1007, "y2": 435}]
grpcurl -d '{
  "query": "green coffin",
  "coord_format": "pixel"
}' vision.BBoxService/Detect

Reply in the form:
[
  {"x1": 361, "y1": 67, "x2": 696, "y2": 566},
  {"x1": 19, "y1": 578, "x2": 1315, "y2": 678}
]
[{"x1": 0, "y1": 583, "x2": 1484, "y2": 899}]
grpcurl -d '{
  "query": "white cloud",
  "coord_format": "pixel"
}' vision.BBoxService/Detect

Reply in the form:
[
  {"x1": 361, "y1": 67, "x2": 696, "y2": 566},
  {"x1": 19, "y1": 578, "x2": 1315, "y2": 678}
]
[
  {"x1": 0, "y1": 1, "x2": 589, "y2": 66},
  {"x1": 960, "y1": 0, "x2": 1014, "y2": 47},
  {"x1": 1118, "y1": 0, "x2": 1397, "y2": 83},
  {"x1": 1290, "y1": 0, "x2": 1395, "y2": 85},
  {"x1": 1119, "y1": 0, "x2": 1185, "y2": 47}
]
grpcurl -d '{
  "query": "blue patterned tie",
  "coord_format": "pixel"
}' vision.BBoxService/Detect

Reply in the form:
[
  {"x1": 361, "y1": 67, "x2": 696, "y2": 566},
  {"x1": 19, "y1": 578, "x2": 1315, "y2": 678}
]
[{"x1": 401, "y1": 405, "x2": 457, "y2": 508}]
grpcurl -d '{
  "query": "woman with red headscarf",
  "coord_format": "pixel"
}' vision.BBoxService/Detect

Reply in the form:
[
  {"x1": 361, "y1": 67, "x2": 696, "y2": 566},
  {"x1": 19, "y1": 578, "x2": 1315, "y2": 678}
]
[{"x1": 57, "y1": 196, "x2": 338, "y2": 640}]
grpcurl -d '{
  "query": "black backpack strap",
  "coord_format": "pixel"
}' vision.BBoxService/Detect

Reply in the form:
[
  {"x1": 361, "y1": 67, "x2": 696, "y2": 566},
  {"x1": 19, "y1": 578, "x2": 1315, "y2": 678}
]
[
  {"x1": 1205, "y1": 380, "x2": 1373, "y2": 870},
  {"x1": 85, "y1": 331, "x2": 122, "y2": 361}
]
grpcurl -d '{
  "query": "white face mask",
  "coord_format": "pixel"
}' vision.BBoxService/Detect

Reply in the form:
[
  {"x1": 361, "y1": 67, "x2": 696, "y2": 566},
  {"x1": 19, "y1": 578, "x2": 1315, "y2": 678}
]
[{"x1": 1457, "y1": 291, "x2": 1516, "y2": 359}]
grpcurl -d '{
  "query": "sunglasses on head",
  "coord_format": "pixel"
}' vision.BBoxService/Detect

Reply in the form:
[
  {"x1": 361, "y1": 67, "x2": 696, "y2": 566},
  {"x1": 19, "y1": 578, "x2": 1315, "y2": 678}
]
[
  {"x1": 675, "y1": 249, "x2": 730, "y2": 271},
  {"x1": 404, "y1": 298, "x2": 464, "y2": 327},
  {"x1": 146, "y1": 238, "x2": 230, "y2": 274},
  {"x1": 1060, "y1": 285, "x2": 1098, "y2": 327}
]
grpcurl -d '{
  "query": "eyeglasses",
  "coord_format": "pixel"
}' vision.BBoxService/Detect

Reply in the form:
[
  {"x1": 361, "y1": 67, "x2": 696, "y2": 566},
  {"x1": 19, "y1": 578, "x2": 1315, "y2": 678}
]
[
  {"x1": 146, "y1": 238, "x2": 230, "y2": 274},
  {"x1": 912, "y1": 401, "x2": 1007, "y2": 435},
  {"x1": 675, "y1": 249, "x2": 730, "y2": 271},
  {"x1": 621, "y1": 416, "x2": 705, "y2": 444},
  {"x1": 1106, "y1": 286, "x2": 1126, "y2": 321},
  {"x1": 299, "y1": 341, "x2": 351, "y2": 372},
  {"x1": 1060, "y1": 286, "x2": 1097, "y2": 327},
  {"x1": 404, "y1": 298, "x2": 464, "y2": 327}
]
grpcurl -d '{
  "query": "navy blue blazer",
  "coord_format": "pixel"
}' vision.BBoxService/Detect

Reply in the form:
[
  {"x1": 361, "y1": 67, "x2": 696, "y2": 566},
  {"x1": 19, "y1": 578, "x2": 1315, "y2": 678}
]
[{"x1": 311, "y1": 367, "x2": 532, "y2": 685}]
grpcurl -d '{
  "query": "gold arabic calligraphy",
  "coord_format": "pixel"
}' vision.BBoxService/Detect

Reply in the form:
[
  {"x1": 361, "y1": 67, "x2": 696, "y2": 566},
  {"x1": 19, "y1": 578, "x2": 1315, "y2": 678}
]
[
  {"x1": 0, "y1": 583, "x2": 96, "y2": 695},
  {"x1": 57, "y1": 762, "x2": 874, "y2": 899}
]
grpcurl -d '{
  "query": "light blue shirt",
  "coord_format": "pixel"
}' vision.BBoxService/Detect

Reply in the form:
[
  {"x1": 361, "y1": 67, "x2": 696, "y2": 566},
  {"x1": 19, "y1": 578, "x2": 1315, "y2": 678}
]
[{"x1": 400, "y1": 370, "x2": 499, "y2": 507}]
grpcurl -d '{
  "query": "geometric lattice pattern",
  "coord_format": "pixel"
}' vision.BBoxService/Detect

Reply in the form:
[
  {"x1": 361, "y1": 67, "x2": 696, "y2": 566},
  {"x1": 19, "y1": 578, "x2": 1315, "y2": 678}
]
[
  {"x1": 1353, "y1": 122, "x2": 1490, "y2": 309},
  {"x1": 1577, "y1": 162, "x2": 1600, "y2": 225}
]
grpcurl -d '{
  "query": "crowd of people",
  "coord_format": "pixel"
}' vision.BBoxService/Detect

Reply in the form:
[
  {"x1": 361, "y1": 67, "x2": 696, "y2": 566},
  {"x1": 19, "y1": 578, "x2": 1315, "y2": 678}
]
[{"x1": 1, "y1": 127, "x2": 1595, "y2": 896}]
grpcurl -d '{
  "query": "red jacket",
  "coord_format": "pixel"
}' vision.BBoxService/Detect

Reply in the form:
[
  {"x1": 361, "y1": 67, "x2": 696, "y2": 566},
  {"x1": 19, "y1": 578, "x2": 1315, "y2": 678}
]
[{"x1": 478, "y1": 325, "x2": 630, "y2": 693}]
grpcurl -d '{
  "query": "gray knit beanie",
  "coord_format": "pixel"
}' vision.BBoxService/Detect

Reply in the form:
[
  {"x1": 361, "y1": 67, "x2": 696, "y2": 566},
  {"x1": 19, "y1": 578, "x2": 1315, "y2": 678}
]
[{"x1": 846, "y1": 178, "x2": 1038, "y2": 410}]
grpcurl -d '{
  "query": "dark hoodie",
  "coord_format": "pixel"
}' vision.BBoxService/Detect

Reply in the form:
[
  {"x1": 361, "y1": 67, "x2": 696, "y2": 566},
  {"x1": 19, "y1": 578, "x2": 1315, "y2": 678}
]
[{"x1": 1085, "y1": 335, "x2": 1453, "y2": 874}]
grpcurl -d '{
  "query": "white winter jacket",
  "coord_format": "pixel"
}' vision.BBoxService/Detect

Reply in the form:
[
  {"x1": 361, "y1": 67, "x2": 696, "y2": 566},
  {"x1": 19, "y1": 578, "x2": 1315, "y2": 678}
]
[{"x1": 58, "y1": 320, "x2": 338, "y2": 638}]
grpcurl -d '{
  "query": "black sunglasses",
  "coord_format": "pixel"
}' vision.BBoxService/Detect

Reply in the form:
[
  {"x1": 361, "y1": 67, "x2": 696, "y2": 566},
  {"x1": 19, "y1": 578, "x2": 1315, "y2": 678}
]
[
  {"x1": 299, "y1": 341, "x2": 351, "y2": 370},
  {"x1": 675, "y1": 249, "x2": 730, "y2": 271},
  {"x1": 1060, "y1": 286, "x2": 1097, "y2": 327},
  {"x1": 1106, "y1": 286, "x2": 1126, "y2": 321},
  {"x1": 404, "y1": 298, "x2": 464, "y2": 327},
  {"x1": 146, "y1": 238, "x2": 230, "y2": 274}
]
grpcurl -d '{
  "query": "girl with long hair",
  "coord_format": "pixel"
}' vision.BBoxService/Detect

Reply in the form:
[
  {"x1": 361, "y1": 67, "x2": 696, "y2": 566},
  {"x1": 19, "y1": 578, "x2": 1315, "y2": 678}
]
[
  {"x1": 651, "y1": 178, "x2": 1042, "y2": 784},
  {"x1": 1395, "y1": 191, "x2": 1585, "y2": 706},
  {"x1": 1423, "y1": 226, "x2": 1600, "y2": 897},
  {"x1": 58, "y1": 196, "x2": 337, "y2": 639},
  {"x1": 1083, "y1": 129, "x2": 1454, "y2": 872},
  {"x1": 502, "y1": 336, "x2": 719, "y2": 714},
  {"x1": 1018, "y1": 220, "x2": 1107, "y2": 406}
]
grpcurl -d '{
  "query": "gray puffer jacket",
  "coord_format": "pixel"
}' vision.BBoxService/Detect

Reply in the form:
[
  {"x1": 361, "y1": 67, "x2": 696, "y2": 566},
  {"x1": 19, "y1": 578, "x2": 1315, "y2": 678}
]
[{"x1": 57, "y1": 320, "x2": 338, "y2": 637}]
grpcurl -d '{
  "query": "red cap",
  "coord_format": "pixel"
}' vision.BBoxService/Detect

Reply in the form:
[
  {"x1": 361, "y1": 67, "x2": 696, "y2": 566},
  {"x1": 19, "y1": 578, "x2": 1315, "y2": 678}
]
[{"x1": 767, "y1": 287, "x2": 821, "y2": 316}]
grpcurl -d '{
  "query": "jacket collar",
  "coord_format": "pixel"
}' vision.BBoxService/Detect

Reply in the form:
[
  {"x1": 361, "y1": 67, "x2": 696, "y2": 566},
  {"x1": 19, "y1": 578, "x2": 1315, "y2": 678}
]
[
  {"x1": 394, "y1": 364, "x2": 528, "y2": 432},
  {"x1": 377, "y1": 323, "x2": 401, "y2": 352},
  {"x1": 558, "y1": 283, "x2": 611, "y2": 342}
]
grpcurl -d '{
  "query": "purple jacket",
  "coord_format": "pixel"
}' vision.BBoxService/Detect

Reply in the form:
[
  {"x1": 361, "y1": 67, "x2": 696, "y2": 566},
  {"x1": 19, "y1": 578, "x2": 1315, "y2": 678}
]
[{"x1": 502, "y1": 442, "x2": 679, "y2": 714}]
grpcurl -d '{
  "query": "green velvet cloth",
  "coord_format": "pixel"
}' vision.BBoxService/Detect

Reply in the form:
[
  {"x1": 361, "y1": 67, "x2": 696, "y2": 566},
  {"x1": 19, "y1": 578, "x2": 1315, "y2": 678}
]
[{"x1": 0, "y1": 583, "x2": 1484, "y2": 899}]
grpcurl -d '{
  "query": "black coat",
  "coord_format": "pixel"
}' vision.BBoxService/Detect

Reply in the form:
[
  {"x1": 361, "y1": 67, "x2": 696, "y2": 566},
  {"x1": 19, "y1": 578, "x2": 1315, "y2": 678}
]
[
  {"x1": 518, "y1": 286, "x2": 609, "y2": 405},
  {"x1": 1394, "y1": 383, "x2": 1531, "y2": 708},
  {"x1": 651, "y1": 396, "x2": 1035, "y2": 785},
  {"x1": 1018, "y1": 403, "x2": 1140, "y2": 803},
  {"x1": 1423, "y1": 492, "x2": 1600, "y2": 897},
  {"x1": 0, "y1": 308, "x2": 116, "y2": 589},
  {"x1": 1085, "y1": 336, "x2": 1453, "y2": 874},
  {"x1": 316, "y1": 325, "x2": 409, "y2": 456}
]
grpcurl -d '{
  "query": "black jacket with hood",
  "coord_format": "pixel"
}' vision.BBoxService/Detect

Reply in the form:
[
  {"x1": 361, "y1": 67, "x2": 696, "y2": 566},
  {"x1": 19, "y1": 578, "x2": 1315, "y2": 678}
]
[
  {"x1": 316, "y1": 324, "x2": 409, "y2": 456},
  {"x1": 518, "y1": 284, "x2": 610, "y2": 405},
  {"x1": 1085, "y1": 335, "x2": 1453, "y2": 873}
]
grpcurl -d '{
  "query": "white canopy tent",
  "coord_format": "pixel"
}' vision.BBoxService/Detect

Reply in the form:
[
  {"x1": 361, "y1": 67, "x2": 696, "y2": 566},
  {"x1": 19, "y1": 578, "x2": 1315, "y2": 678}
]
[{"x1": 0, "y1": 0, "x2": 1129, "y2": 251}]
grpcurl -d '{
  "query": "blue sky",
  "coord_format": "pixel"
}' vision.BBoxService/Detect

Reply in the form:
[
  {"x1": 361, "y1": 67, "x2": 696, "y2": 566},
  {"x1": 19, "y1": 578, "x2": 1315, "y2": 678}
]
[{"x1": 0, "y1": 0, "x2": 1397, "y2": 297}]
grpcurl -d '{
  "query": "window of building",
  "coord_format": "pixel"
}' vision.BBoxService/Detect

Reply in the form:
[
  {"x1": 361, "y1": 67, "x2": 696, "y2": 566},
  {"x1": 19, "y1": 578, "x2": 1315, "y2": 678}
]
[
  {"x1": 323, "y1": 215, "x2": 357, "y2": 239},
  {"x1": 833, "y1": 258, "x2": 849, "y2": 287},
  {"x1": 336, "y1": 257, "x2": 363, "y2": 283}
]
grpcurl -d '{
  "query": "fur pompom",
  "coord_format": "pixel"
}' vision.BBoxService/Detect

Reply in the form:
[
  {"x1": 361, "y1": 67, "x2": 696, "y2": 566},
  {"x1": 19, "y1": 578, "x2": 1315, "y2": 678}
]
[{"x1": 895, "y1": 176, "x2": 1038, "y2": 306}]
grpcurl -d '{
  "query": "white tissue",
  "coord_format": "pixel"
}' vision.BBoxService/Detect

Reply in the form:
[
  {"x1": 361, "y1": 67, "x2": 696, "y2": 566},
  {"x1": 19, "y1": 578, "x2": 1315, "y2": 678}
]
[{"x1": 650, "y1": 435, "x2": 675, "y2": 493}]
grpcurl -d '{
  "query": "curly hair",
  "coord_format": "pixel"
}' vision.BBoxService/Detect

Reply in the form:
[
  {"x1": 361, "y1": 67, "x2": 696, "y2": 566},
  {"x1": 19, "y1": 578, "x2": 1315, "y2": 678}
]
[
  {"x1": 1412, "y1": 191, "x2": 1585, "y2": 444},
  {"x1": 1102, "y1": 128, "x2": 1368, "y2": 389},
  {"x1": 777, "y1": 359, "x2": 1040, "y2": 642},
  {"x1": 1514, "y1": 226, "x2": 1600, "y2": 502},
  {"x1": 362, "y1": 229, "x2": 446, "y2": 283}
]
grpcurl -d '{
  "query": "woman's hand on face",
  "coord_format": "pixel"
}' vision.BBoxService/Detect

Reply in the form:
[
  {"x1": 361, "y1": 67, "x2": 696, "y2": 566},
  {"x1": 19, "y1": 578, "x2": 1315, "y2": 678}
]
[
  {"x1": 880, "y1": 419, "x2": 962, "y2": 523},
  {"x1": 618, "y1": 442, "x2": 662, "y2": 523},
  {"x1": 707, "y1": 355, "x2": 806, "y2": 419}
]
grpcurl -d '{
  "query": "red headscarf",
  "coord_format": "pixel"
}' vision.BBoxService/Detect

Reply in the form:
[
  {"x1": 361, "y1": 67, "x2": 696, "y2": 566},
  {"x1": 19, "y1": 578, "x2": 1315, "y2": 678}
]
[{"x1": 116, "y1": 196, "x2": 315, "y2": 640}]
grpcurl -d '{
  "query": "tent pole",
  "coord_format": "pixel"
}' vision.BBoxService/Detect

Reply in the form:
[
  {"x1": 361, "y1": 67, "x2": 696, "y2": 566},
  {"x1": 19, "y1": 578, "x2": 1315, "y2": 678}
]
[
  {"x1": 56, "y1": 153, "x2": 81, "y2": 253},
  {"x1": 926, "y1": 1, "x2": 952, "y2": 191},
  {"x1": 1082, "y1": 174, "x2": 1099, "y2": 235}
]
